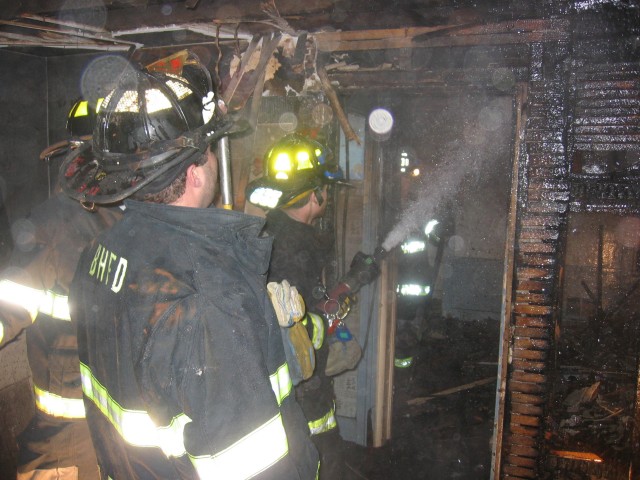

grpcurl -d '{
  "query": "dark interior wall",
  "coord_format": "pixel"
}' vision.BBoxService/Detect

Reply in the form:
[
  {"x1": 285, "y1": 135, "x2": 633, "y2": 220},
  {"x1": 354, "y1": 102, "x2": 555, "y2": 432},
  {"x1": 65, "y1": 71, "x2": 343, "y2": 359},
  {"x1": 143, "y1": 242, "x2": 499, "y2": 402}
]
[
  {"x1": 0, "y1": 51, "x2": 110, "y2": 228},
  {"x1": 0, "y1": 51, "x2": 105, "y2": 223},
  {"x1": 0, "y1": 50, "x2": 48, "y2": 224}
]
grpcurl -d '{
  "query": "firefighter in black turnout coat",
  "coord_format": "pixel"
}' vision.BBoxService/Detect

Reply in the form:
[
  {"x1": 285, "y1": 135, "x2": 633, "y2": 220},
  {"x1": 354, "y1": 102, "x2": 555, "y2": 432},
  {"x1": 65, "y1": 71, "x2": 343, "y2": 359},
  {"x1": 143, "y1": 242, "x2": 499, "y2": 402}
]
[
  {"x1": 247, "y1": 133, "x2": 360, "y2": 480},
  {"x1": 0, "y1": 102, "x2": 121, "y2": 479},
  {"x1": 61, "y1": 54, "x2": 319, "y2": 479},
  {"x1": 0, "y1": 194, "x2": 122, "y2": 479}
]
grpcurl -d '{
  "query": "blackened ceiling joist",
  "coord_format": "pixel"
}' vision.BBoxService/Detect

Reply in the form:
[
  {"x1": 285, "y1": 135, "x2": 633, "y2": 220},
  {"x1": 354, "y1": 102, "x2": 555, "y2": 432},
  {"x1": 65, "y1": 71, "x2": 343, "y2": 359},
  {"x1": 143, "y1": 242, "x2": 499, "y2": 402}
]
[{"x1": 0, "y1": 0, "x2": 560, "y2": 56}]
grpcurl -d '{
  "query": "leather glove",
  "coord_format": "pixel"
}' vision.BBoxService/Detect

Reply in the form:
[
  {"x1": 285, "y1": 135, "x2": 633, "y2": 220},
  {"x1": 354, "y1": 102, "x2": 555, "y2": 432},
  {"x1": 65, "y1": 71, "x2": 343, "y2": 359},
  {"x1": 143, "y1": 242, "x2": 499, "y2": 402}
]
[
  {"x1": 267, "y1": 280, "x2": 305, "y2": 327},
  {"x1": 282, "y1": 322, "x2": 316, "y2": 385}
]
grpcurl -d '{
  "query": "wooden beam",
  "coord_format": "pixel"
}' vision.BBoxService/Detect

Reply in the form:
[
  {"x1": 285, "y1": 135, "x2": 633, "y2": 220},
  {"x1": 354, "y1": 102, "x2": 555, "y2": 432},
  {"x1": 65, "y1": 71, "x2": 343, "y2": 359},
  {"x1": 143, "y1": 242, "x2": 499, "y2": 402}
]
[
  {"x1": 407, "y1": 377, "x2": 497, "y2": 406},
  {"x1": 373, "y1": 252, "x2": 395, "y2": 446},
  {"x1": 0, "y1": 19, "x2": 140, "y2": 47},
  {"x1": 492, "y1": 83, "x2": 528, "y2": 480},
  {"x1": 317, "y1": 65, "x2": 361, "y2": 145},
  {"x1": 324, "y1": 68, "x2": 528, "y2": 93},
  {"x1": 20, "y1": 13, "x2": 106, "y2": 33},
  {"x1": 327, "y1": 69, "x2": 447, "y2": 90},
  {"x1": 0, "y1": 30, "x2": 131, "y2": 50},
  {"x1": 315, "y1": 19, "x2": 569, "y2": 52}
]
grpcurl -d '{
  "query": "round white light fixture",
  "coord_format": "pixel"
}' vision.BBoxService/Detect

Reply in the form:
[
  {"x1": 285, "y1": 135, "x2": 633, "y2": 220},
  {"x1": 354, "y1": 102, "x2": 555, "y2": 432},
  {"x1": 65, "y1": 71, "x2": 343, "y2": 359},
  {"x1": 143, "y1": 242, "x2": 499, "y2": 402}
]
[{"x1": 368, "y1": 108, "x2": 394, "y2": 135}]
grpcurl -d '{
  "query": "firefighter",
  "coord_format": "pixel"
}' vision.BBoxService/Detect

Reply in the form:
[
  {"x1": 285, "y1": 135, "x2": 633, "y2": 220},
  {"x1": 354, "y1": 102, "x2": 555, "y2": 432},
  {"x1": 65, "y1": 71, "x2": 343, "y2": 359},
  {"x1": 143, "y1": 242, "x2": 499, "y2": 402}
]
[
  {"x1": 246, "y1": 133, "x2": 368, "y2": 479},
  {"x1": 0, "y1": 99, "x2": 122, "y2": 479},
  {"x1": 60, "y1": 53, "x2": 319, "y2": 479}
]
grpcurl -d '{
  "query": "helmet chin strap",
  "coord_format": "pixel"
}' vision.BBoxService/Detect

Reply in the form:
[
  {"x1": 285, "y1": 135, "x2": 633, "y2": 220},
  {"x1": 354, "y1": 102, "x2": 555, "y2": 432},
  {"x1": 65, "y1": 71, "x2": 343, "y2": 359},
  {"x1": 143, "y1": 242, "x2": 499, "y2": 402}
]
[{"x1": 80, "y1": 201, "x2": 97, "y2": 212}]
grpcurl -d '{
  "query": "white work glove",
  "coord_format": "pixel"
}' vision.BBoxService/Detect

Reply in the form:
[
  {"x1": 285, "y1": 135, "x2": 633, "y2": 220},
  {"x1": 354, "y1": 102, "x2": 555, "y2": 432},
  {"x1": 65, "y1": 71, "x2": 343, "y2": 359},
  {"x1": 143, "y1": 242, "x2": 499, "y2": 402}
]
[{"x1": 267, "y1": 280, "x2": 305, "y2": 327}]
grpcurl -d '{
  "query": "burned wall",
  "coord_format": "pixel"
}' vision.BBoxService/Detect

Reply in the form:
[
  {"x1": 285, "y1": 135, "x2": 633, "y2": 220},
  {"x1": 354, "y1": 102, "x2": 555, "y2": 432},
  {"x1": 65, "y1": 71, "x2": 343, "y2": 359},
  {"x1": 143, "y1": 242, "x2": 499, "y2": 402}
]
[{"x1": 498, "y1": 5, "x2": 640, "y2": 479}]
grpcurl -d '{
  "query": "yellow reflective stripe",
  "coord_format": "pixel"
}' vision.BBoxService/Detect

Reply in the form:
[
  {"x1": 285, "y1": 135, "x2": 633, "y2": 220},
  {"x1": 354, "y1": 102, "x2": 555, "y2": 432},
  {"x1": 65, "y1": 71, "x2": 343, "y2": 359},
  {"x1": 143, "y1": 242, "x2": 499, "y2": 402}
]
[
  {"x1": 307, "y1": 404, "x2": 337, "y2": 436},
  {"x1": 190, "y1": 413, "x2": 289, "y2": 479},
  {"x1": 0, "y1": 280, "x2": 70, "y2": 321},
  {"x1": 73, "y1": 100, "x2": 89, "y2": 117},
  {"x1": 0, "y1": 321, "x2": 4, "y2": 343},
  {"x1": 269, "y1": 362, "x2": 292, "y2": 406},
  {"x1": 394, "y1": 357, "x2": 414, "y2": 368},
  {"x1": 33, "y1": 384, "x2": 86, "y2": 418},
  {"x1": 80, "y1": 362, "x2": 191, "y2": 458},
  {"x1": 306, "y1": 313, "x2": 325, "y2": 350}
]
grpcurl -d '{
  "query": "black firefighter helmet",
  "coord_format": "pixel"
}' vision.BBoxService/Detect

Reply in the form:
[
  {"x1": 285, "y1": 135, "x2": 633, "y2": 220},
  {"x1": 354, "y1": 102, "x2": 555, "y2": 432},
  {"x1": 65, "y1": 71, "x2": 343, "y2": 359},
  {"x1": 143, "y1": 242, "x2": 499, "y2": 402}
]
[
  {"x1": 60, "y1": 51, "x2": 239, "y2": 205},
  {"x1": 245, "y1": 133, "x2": 348, "y2": 210}
]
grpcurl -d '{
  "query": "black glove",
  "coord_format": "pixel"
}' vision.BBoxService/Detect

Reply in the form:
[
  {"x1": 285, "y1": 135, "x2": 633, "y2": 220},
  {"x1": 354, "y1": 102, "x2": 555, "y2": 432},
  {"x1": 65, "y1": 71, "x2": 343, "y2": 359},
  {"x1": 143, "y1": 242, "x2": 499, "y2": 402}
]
[{"x1": 340, "y1": 251, "x2": 381, "y2": 293}]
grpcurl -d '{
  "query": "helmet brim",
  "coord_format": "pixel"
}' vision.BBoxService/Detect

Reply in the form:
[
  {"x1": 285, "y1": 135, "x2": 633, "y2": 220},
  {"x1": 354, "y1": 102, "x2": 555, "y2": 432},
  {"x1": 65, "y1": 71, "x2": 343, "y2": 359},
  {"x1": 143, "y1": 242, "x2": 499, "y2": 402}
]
[
  {"x1": 246, "y1": 170, "x2": 353, "y2": 210},
  {"x1": 60, "y1": 116, "x2": 237, "y2": 204}
]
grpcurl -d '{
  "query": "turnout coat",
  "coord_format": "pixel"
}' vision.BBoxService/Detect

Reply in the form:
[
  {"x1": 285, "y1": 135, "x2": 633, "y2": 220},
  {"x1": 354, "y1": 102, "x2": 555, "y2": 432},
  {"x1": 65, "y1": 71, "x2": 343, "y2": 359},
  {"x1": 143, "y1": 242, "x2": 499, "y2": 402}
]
[
  {"x1": 0, "y1": 193, "x2": 122, "y2": 478},
  {"x1": 70, "y1": 200, "x2": 319, "y2": 479}
]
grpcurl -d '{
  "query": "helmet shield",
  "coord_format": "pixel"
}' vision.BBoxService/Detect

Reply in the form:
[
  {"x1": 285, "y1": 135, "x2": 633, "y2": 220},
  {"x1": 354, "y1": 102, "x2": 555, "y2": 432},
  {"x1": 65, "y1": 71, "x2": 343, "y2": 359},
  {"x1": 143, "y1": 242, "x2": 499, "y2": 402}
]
[
  {"x1": 246, "y1": 133, "x2": 349, "y2": 210},
  {"x1": 67, "y1": 98, "x2": 99, "y2": 139},
  {"x1": 60, "y1": 52, "x2": 236, "y2": 204}
]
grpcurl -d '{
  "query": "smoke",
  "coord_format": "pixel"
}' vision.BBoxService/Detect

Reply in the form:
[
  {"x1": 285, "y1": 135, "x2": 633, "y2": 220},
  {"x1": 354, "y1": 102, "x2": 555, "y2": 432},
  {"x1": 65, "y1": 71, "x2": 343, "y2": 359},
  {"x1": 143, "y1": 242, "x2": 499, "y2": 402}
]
[{"x1": 381, "y1": 96, "x2": 511, "y2": 251}]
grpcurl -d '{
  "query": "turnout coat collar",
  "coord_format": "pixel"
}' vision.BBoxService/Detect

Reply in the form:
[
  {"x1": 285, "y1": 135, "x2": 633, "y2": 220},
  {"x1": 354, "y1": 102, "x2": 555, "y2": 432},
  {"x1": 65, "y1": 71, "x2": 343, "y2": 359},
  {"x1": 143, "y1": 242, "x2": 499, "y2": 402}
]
[{"x1": 124, "y1": 199, "x2": 272, "y2": 275}]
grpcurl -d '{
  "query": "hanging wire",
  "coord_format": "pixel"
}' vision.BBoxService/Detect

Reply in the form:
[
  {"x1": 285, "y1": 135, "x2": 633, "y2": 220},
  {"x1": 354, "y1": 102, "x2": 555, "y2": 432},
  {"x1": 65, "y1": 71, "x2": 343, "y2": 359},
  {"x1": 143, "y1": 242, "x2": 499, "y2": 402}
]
[{"x1": 214, "y1": 24, "x2": 223, "y2": 94}]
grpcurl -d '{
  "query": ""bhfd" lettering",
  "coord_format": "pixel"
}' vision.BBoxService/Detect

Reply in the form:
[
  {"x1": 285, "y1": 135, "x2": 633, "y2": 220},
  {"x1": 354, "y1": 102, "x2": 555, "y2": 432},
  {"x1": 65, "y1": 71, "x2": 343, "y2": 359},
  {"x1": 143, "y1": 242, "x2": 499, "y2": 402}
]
[{"x1": 88, "y1": 244, "x2": 128, "y2": 293}]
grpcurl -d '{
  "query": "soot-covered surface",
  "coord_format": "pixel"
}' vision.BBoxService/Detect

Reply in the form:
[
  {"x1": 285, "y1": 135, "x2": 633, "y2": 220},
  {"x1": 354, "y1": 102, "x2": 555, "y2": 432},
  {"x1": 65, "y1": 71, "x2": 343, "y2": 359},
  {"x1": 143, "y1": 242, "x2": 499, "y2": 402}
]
[{"x1": 342, "y1": 318, "x2": 500, "y2": 480}]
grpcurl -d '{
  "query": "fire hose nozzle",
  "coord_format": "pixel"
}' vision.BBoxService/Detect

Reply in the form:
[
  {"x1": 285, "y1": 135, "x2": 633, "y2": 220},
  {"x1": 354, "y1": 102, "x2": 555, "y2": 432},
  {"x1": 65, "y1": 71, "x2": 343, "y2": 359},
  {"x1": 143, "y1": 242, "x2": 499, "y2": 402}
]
[
  {"x1": 319, "y1": 246, "x2": 390, "y2": 333},
  {"x1": 373, "y1": 246, "x2": 388, "y2": 263}
]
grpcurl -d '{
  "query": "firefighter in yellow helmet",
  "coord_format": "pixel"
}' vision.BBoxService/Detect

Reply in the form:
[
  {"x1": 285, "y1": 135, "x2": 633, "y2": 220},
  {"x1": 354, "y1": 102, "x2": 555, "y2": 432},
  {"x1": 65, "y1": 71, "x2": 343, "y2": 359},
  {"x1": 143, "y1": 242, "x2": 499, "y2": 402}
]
[{"x1": 247, "y1": 133, "x2": 363, "y2": 479}]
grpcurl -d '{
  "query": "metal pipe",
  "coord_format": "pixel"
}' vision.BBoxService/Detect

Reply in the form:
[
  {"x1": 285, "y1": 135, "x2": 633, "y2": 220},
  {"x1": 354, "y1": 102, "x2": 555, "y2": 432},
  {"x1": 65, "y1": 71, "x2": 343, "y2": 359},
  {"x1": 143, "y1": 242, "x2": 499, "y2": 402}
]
[{"x1": 217, "y1": 136, "x2": 233, "y2": 210}]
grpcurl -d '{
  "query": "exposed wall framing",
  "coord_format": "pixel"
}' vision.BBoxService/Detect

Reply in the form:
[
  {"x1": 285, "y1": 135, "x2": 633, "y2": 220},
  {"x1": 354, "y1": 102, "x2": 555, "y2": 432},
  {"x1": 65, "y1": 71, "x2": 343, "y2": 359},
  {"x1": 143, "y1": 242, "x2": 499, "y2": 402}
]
[{"x1": 497, "y1": 41, "x2": 571, "y2": 478}]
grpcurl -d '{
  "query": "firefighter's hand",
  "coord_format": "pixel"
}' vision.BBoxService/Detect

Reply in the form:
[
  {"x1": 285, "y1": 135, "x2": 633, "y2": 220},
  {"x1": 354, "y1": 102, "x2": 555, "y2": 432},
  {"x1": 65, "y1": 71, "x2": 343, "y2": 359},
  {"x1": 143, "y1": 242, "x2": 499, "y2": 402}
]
[
  {"x1": 267, "y1": 280, "x2": 305, "y2": 327},
  {"x1": 341, "y1": 251, "x2": 381, "y2": 293},
  {"x1": 351, "y1": 252, "x2": 381, "y2": 285}
]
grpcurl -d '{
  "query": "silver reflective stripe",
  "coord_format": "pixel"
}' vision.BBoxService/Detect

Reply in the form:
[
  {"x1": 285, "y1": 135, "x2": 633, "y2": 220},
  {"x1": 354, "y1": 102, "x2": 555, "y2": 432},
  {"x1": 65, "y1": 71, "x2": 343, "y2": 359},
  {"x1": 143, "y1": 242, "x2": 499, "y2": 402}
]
[
  {"x1": 41, "y1": 291, "x2": 71, "y2": 320},
  {"x1": 190, "y1": 413, "x2": 289, "y2": 479},
  {"x1": 34, "y1": 384, "x2": 86, "y2": 418},
  {"x1": 269, "y1": 362, "x2": 292, "y2": 406},
  {"x1": 80, "y1": 362, "x2": 191, "y2": 458},
  {"x1": 308, "y1": 404, "x2": 337, "y2": 436},
  {"x1": 0, "y1": 279, "x2": 70, "y2": 321}
]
